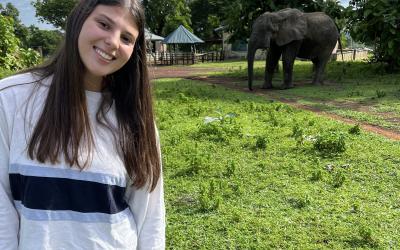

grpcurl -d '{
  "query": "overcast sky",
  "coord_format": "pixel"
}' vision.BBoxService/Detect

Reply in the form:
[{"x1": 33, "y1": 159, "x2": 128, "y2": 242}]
[{"x1": 1, "y1": 0, "x2": 350, "y2": 31}]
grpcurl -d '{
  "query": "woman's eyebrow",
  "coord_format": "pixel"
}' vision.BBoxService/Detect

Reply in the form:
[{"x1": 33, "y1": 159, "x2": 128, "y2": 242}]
[
  {"x1": 97, "y1": 13, "x2": 136, "y2": 37},
  {"x1": 97, "y1": 14, "x2": 115, "y2": 25}
]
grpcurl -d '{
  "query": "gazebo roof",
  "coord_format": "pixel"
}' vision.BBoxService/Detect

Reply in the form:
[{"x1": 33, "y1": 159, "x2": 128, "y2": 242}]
[
  {"x1": 145, "y1": 29, "x2": 164, "y2": 41},
  {"x1": 163, "y1": 25, "x2": 204, "y2": 44}
]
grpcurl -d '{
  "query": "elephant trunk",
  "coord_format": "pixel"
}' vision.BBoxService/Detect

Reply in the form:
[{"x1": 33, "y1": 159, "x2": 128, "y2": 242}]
[{"x1": 247, "y1": 46, "x2": 257, "y2": 91}]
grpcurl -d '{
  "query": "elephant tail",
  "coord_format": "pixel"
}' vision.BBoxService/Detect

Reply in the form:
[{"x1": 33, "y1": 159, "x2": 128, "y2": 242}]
[{"x1": 335, "y1": 22, "x2": 344, "y2": 62}]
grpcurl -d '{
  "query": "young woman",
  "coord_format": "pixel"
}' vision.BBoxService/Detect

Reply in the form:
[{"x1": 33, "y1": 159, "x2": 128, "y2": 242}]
[{"x1": 0, "y1": 0, "x2": 164, "y2": 249}]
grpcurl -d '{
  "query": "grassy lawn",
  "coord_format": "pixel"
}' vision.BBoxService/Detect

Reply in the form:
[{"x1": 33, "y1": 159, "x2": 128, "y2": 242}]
[
  {"x1": 192, "y1": 59, "x2": 400, "y2": 132},
  {"x1": 154, "y1": 77, "x2": 400, "y2": 249}
]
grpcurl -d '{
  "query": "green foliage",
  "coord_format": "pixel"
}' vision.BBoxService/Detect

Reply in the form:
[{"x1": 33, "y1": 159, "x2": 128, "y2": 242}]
[
  {"x1": 0, "y1": 3, "x2": 29, "y2": 46},
  {"x1": 375, "y1": 89, "x2": 386, "y2": 98},
  {"x1": 346, "y1": 0, "x2": 400, "y2": 71},
  {"x1": 0, "y1": 16, "x2": 40, "y2": 70},
  {"x1": 255, "y1": 135, "x2": 268, "y2": 150},
  {"x1": 196, "y1": 112, "x2": 242, "y2": 142},
  {"x1": 19, "y1": 48, "x2": 41, "y2": 67},
  {"x1": 189, "y1": 0, "x2": 225, "y2": 41},
  {"x1": 314, "y1": 131, "x2": 346, "y2": 155},
  {"x1": 348, "y1": 124, "x2": 361, "y2": 135},
  {"x1": 143, "y1": 0, "x2": 191, "y2": 36},
  {"x1": 199, "y1": 180, "x2": 222, "y2": 212},
  {"x1": 222, "y1": 0, "x2": 344, "y2": 42},
  {"x1": 26, "y1": 26, "x2": 63, "y2": 57},
  {"x1": 291, "y1": 123, "x2": 304, "y2": 145},
  {"x1": 32, "y1": 0, "x2": 77, "y2": 30},
  {"x1": 331, "y1": 168, "x2": 346, "y2": 188}
]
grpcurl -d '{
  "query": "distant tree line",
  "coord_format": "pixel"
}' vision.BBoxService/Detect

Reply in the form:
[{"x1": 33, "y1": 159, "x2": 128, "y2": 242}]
[{"x1": 1, "y1": 0, "x2": 398, "y2": 71}]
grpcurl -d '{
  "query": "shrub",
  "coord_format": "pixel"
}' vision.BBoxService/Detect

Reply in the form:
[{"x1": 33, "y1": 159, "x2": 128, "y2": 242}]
[
  {"x1": 199, "y1": 180, "x2": 222, "y2": 212},
  {"x1": 375, "y1": 90, "x2": 386, "y2": 98},
  {"x1": 0, "y1": 16, "x2": 40, "y2": 70},
  {"x1": 348, "y1": 124, "x2": 361, "y2": 135},
  {"x1": 332, "y1": 170, "x2": 346, "y2": 188},
  {"x1": 255, "y1": 136, "x2": 268, "y2": 150},
  {"x1": 314, "y1": 131, "x2": 346, "y2": 155},
  {"x1": 197, "y1": 112, "x2": 242, "y2": 142}
]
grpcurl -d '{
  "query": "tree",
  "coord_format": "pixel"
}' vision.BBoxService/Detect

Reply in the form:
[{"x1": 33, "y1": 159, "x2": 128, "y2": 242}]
[
  {"x1": 346, "y1": 0, "x2": 400, "y2": 71},
  {"x1": 26, "y1": 26, "x2": 63, "y2": 57},
  {"x1": 0, "y1": 3, "x2": 29, "y2": 46},
  {"x1": 0, "y1": 15, "x2": 40, "y2": 70},
  {"x1": 189, "y1": 0, "x2": 226, "y2": 41},
  {"x1": 143, "y1": 0, "x2": 191, "y2": 36},
  {"x1": 32, "y1": 0, "x2": 77, "y2": 30},
  {"x1": 221, "y1": 0, "x2": 343, "y2": 42}
]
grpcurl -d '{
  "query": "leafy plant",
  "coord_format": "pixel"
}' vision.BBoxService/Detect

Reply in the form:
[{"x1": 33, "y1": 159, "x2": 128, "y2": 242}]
[
  {"x1": 376, "y1": 89, "x2": 386, "y2": 98},
  {"x1": 225, "y1": 160, "x2": 236, "y2": 177},
  {"x1": 197, "y1": 112, "x2": 242, "y2": 142},
  {"x1": 291, "y1": 123, "x2": 304, "y2": 145},
  {"x1": 255, "y1": 135, "x2": 268, "y2": 150},
  {"x1": 348, "y1": 124, "x2": 361, "y2": 135},
  {"x1": 199, "y1": 180, "x2": 222, "y2": 212},
  {"x1": 0, "y1": 15, "x2": 40, "y2": 70},
  {"x1": 310, "y1": 169, "x2": 323, "y2": 182},
  {"x1": 332, "y1": 169, "x2": 346, "y2": 188},
  {"x1": 314, "y1": 131, "x2": 346, "y2": 155}
]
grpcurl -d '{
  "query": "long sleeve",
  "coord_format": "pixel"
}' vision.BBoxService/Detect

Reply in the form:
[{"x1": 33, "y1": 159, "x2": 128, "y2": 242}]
[
  {"x1": 126, "y1": 130, "x2": 165, "y2": 250},
  {"x1": 0, "y1": 95, "x2": 19, "y2": 249}
]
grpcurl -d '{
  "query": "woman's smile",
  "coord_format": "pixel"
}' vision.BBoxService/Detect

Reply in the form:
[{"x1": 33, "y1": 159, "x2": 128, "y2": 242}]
[{"x1": 94, "y1": 46, "x2": 115, "y2": 62}]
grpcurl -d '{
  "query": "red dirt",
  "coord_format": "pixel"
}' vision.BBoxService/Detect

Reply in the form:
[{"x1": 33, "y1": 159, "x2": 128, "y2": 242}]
[{"x1": 151, "y1": 66, "x2": 400, "y2": 141}]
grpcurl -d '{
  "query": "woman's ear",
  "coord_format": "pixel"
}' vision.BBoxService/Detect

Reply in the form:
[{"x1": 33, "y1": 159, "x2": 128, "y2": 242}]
[{"x1": 275, "y1": 9, "x2": 307, "y2": 46}]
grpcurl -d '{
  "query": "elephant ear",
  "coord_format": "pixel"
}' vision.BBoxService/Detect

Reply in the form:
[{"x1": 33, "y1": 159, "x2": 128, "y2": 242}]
[{"x1": 275, "y1": 9, "x2": 307, "y2": 46}]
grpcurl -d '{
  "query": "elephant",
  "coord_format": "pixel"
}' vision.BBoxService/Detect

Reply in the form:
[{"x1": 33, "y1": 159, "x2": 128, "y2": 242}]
[{"x1": 247, "y1": 8, "x2": 339, "y2": 90}]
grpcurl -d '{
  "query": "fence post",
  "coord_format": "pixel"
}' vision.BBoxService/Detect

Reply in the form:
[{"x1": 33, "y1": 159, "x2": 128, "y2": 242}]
[{"x1": 353, "y1": 49, "x2": 356, "y2": 60}]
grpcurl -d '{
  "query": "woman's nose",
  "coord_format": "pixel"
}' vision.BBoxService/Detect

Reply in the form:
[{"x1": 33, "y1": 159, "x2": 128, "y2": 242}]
[{"x1": 105, "y1": 31, "x2": 120, "y2": 50}]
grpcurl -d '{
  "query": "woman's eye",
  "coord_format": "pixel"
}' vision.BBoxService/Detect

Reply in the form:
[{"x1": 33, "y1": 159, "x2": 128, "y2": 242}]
[
  {"x1": 98, "y1": 21, "x2": 109, "y2": 29},
  {"x1": 121, "y1": 36, "x2": 133, "y2": 45}
]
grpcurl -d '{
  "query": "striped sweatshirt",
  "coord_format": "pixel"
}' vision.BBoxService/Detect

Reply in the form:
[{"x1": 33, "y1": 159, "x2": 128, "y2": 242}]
[{"x1": 0, "y1": 73, "x2": 165, "y2": 250}]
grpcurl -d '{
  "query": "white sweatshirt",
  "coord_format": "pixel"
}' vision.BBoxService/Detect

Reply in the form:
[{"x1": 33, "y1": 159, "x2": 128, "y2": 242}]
[{"x1": 0, "y1": 73, "x2": 165, "y2": 250}]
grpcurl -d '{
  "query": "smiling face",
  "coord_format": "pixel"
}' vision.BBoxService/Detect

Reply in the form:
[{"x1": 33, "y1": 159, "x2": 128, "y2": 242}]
[{"x1": 78, "y1": 4, "x2": 139, "y2": 91}]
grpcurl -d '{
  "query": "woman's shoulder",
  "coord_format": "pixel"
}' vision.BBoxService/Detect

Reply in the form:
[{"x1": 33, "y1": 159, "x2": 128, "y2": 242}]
[
  {"x1": 0, "y1": 71, "x2": 51, "y2": 99},
  {"x1": 0, "y1": 72, "x2": 39, "y2": 92}
]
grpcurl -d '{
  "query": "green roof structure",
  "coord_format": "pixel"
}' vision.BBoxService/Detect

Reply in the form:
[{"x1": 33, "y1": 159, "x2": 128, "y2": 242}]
[
  {"x1": 145, "y1": 29, "x2": 164, "y2": 41},
  {"x1": 163, "y1": 25, "x2": 204, "y2": 44}
]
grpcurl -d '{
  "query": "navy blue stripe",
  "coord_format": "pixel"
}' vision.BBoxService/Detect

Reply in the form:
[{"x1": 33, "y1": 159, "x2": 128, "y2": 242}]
[{"x1": 9, "y1": 174, "x2": 128, "y2": 214}]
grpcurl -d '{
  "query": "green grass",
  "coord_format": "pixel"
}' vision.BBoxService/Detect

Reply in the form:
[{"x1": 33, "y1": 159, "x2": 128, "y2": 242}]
[
  {"x1": 154, "y1": 78, "x2": 400, "y2": 249},
  {"x1": 192, "y1": 60, "x2": 400, "y2": 131}
]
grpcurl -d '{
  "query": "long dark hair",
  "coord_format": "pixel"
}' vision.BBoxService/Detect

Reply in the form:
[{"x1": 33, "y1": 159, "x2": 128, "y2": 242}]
[{"x1": 27, "y1": 0, "x2": 160, "y2": 191}]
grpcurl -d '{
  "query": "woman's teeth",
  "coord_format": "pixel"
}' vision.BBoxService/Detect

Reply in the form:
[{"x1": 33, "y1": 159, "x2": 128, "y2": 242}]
[{"x1": 95, "y1": 47, "x2": 113, "y2": 61}]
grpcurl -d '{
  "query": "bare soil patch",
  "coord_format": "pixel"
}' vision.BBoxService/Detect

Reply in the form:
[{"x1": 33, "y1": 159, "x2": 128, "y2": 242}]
[{"x1": 152, "y1": 67, "x2": 400, "y2": 141}]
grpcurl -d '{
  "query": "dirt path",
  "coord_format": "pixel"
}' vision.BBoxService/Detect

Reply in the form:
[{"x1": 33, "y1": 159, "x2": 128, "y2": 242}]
[{"x1": 151, "y1": 66, "x2": 400, "y2": 141}]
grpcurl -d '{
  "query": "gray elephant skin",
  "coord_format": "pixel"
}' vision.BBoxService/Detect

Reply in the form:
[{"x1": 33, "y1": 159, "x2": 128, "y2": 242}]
[{"x1": 247, "y1": 8, "x2": 339, "y2": 90}]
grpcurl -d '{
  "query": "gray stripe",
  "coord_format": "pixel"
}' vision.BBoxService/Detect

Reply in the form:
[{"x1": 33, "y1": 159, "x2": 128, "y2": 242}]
[
  {"x1": 15, "y1": 201, "x2": 132, "y2": 224},
  {"x1": 10, "y1": 163, "x2": 126, "y2": 187}
]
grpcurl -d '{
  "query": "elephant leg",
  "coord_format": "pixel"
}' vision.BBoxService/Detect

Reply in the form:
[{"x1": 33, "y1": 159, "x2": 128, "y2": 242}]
[
  {"x1": 281, "y1": 44, "x2": 300, "y2": 89},
  {"x1": 312, "y1": 57, "x2": 329, "y2": 85},
  {"x1": 263, "y1": 46, "x2": 281, "y2": 89}
]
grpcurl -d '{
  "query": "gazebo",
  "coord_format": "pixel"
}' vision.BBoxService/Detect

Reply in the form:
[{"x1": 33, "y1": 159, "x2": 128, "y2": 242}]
[
  {"x1": 162, "y1": 25, "x2": 204, "y2": 53},
  {"x1": 145, "y1": 29, "x2": 164, "y2": 42},
  {"x1": 145, "y1": 29, "x2": 165, "y2": 53}
]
